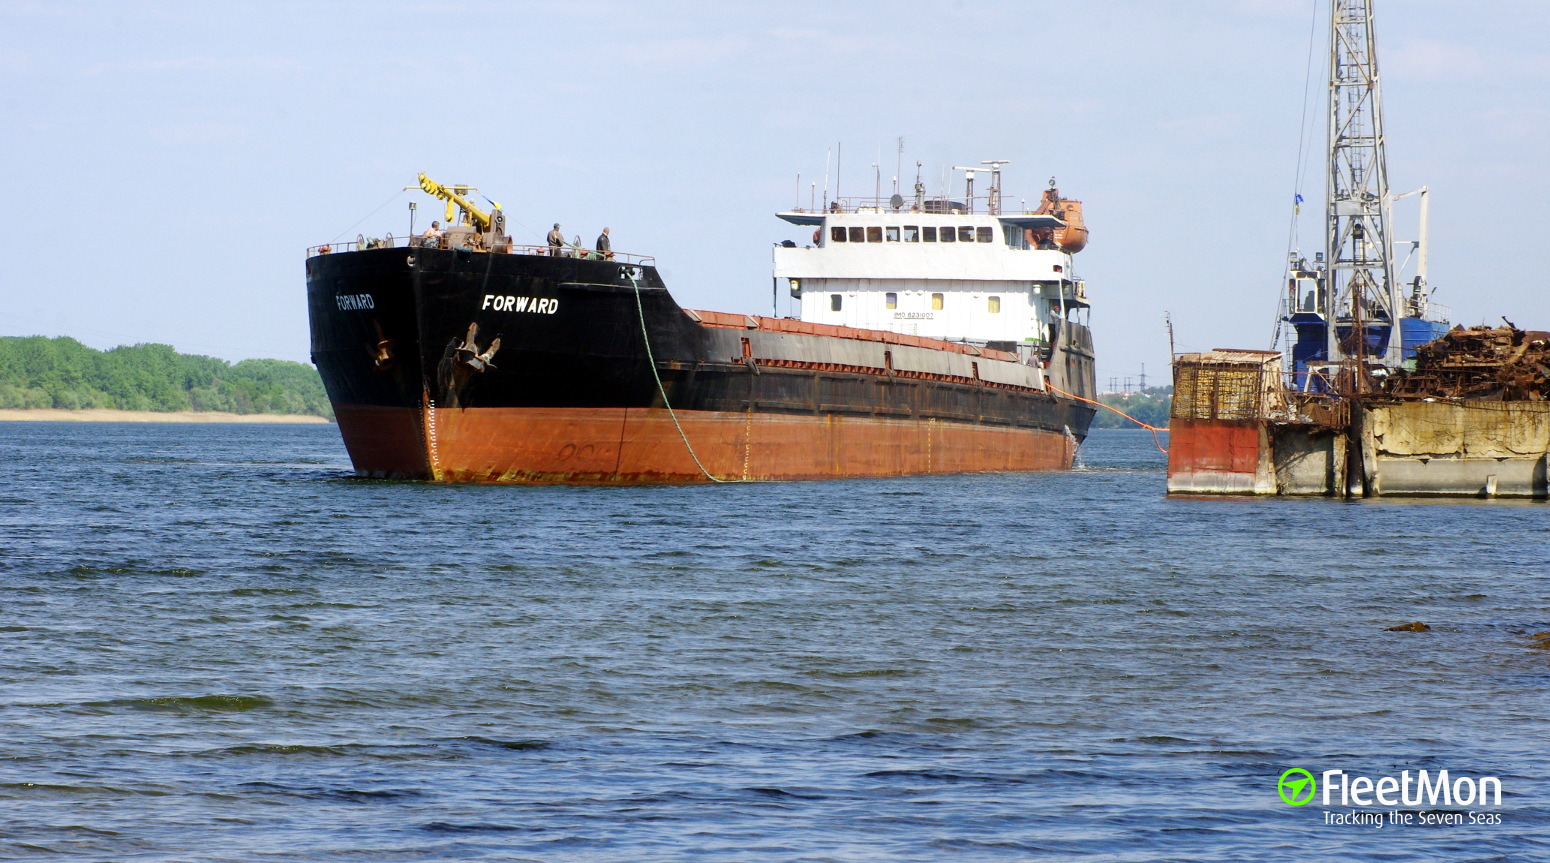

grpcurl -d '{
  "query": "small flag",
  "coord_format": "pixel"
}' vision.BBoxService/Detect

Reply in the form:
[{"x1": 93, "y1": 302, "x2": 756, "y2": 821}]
[{"x1": 1294, "y1": 193, "x2": 1304, "y2": 215}]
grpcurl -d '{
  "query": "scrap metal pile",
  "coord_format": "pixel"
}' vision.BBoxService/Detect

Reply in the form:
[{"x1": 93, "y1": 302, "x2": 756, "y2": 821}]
[{"x1": 1385, "y1": 324, "x2": 1550, "y2": 401}]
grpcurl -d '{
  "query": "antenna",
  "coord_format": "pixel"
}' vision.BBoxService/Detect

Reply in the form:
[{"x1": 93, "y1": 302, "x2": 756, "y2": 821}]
[
  {"x1": 895, "y1": 137, "x2": 904, "y2": 194},
  {"x1": 1388, "y1": 185, "x2": 1430, "y2": 314},
  {"x1": 836, "y1": 142, "x2": 842, "y2": 203},
  {"x1": 822, "y1": 147, "x2": 830, "y2": 210},
  {"x1": 913, "y1": 161, "x2": 924, "y2": 211},
  {"x1": 952, "y1": 165, "x2": 991, "y2": 214},
  {"x1": 981, "y1": 159, "x2": 1010, "y2": 215}
]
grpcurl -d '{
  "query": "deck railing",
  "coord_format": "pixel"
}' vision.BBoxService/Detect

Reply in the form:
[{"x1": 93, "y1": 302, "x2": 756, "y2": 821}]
[
  {"x1": 307, "y1": 234, "x2": 654, "y2": 266},
  {"x1": 1411, "y1": 299, "x2": 1453, "y2": 323},
  {"x1": 787, "y1": 194, "x2": 1045, "y2": 217},
  {"x1": 1277, "y1": 389, "x2": 1351, "y2": 428}
]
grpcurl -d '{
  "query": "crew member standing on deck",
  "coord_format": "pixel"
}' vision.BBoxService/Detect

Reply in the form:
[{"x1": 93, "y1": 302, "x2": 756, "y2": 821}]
[
  {"x1": 547, "y1": 223, "x2": 564, "y2": 255},
  {"x1": 596, "y1": 227, "x2": 613, "y2": 260},
  {"x1": 422, "y1": 220, "x2": 442, "y2": 240}
]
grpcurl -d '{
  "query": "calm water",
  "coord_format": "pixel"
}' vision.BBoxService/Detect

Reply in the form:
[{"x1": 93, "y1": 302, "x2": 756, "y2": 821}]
[{"x1": 1, "y1": 423, "x2": 1547, "y2": 861}]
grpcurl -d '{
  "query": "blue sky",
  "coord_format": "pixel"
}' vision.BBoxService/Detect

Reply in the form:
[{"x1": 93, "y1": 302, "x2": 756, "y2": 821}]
[{"x1": 3, "y1": 1, "x2": 1546, "y2": 389}]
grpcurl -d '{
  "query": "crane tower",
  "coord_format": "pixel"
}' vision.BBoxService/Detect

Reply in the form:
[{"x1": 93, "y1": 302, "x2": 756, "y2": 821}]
[{"x1": 1323, "y1": 0, "x2": 1402, "y2": 367}]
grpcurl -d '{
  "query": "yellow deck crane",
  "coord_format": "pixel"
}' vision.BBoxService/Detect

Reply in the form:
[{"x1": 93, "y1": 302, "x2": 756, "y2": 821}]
[{"x1": 411, "y1": 173, "x2": 509, "y2": 250}]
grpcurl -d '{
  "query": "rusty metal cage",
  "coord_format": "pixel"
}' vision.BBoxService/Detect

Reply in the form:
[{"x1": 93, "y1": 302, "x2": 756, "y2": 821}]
[{"x1": 1171, "y1": 351, "x2": 1283, "y2": 421}]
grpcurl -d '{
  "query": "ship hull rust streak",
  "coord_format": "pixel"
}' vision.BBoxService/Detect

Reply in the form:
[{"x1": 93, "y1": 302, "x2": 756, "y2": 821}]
[{"x1": 336, "y1": 404, "x2": 1075, "y2": 483}]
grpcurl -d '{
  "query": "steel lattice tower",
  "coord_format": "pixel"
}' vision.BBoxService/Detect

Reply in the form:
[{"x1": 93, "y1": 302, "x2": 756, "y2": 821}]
[{"x1": 1324, "y1": 0, "x2": 1402, "y2": 367}]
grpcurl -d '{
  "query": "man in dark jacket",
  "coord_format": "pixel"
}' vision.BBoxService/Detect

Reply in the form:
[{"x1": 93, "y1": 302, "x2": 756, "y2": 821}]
[{"x1": 596, "y1": 227, "x2": 613, "y2": 260}]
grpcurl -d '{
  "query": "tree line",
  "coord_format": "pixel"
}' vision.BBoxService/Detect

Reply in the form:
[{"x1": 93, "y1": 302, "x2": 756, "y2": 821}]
[
  {"x1": 1091, "y1": 387, "x2": 1172, "y2": 429},
  {"x1": 0, "y1": 336, "x2": 332, "y2": 418}
]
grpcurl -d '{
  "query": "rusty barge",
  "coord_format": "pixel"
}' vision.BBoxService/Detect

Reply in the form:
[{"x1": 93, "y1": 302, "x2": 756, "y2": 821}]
[
  {"x1": 1168, "y1": 328, "x2": 1550, "y2": 498},
  {"x1": 308, "y1": 167, "x2": 1097, "y2": 483},
  {"x1": 1166, "y1": 0, "x2": 1548, "y2": 499}
]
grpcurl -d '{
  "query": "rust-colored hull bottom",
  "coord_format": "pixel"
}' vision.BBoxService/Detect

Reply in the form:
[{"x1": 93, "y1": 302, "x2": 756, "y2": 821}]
[
  {"x1": 335, "y1": 404, "x2": 1076, "y2": 483},
  {"x1": 1166, "y1": 417, "x2": 1272, "y2": 494}
]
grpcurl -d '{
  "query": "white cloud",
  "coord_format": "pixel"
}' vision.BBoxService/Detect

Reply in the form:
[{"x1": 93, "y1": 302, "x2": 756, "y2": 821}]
[
  {"x1": 0, "y1": 49, "x2": 34, "y2": 76},
  {"x1": 1472, "y1": 105, "x2": 1550, "y2": 143},
  {"x1": 1232, "y1": 0, "x2": 1315, "y2": 18},
  {"x1": 1387, "y1": 37, "x2": 1550, "y2": 85},
  {"x1": 1386, "y1": 38, "x2": 1487, "y2": 82},
  {"x1": 83, "y1": 56, "x2": 305, "y2": 78},
  {"x1": 144, "y1": 121, "x2": 252, "y2": 145}
]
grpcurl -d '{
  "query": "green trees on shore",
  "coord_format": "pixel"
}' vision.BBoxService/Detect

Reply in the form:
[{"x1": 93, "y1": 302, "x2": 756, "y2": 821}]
[
  {"x1": 0, "y1": 337, "x2": 332, "y2": 418},
  {"x1": 1092, "y1": 387, "x2": 1172, "y2": 429},
  {"x1": 0, "y1": 334, "x2": 1175, "y2": 428}
]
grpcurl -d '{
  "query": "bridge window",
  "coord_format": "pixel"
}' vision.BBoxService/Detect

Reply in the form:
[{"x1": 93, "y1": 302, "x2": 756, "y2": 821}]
[
  {"x1": 885, "y1": 226, "x2": 900, "y2": 242},
  {"x1": 923, "y1": 226, "x2": 938, "y2": 242},
  {"x1": 958, "y1": 226, "x2": 975, "y2": 242},
  {"x1": 903, "y1": 226, "x2": 919, "y2": 242},
  {"x1": 988, "y1": 296, "x2": 1001, "y2": 313},
  {"x1": 848, "y1": 227, "x2": 865, "y2": 243},
  {"x1": 931, "y1": 292, "x2": 944, "y2": 310},
  {"x1": 939, "y1": 227, "x2": 955, "y2": 243},
  {"x1": 830, "y1": 226, "x2": 846, "y2": 242},
  {"x1": 866, "y1": 226, "x2": 882, "y2": 243},
  {"x1": 976, "y1": 226, "x2": 993, "y2": 243},
  {"x1": 830, "y1": 294, "x2": 843, "y2": 311},
  {"x1": 886, "y1": 292, "x2": 897, "y2": 309}
]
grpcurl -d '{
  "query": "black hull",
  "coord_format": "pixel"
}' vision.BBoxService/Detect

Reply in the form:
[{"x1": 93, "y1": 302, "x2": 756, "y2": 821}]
[{"x1": 306, "y1": 247, "x2": 1096, "y2": 481}]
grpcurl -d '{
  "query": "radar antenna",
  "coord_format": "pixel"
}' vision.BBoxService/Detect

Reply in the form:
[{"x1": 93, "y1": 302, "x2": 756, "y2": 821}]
[
  {"x1": 951, "y1": 165, "x2": 991, "y2": 214},
  {"x1": 981, "y1": 160, "x2": 1010, "y2": 215}
]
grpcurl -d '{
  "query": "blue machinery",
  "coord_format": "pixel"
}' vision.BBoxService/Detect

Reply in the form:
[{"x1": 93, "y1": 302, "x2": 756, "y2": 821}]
[{"x1": 1280, "y1": 0, "x2": 1448, "y2": 391}]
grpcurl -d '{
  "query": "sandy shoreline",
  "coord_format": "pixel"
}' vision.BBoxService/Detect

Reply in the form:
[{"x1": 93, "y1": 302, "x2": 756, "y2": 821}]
[{"x1": 0, "y1": 409, "x2": 332, "y2": 424}]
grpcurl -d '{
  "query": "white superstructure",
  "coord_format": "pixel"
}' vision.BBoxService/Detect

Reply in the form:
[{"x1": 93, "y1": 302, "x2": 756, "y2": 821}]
[{"x1": 772, "y1": 167, "x2": 1090, "y2": 367}]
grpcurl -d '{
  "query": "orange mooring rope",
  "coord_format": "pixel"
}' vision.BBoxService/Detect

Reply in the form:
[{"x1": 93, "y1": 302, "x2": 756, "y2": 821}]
[{"x1": 1045, "y1": 382, "x2": 1169, "y2": 454}]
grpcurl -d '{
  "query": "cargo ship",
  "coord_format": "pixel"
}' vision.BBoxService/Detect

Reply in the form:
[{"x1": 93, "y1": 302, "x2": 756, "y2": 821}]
[
  {"x1": 1166, "y1": 0, "x2": 1550, "y2": 498},
  {"x1": 307, "y1": 166, "x2": 1098, "y2": 483}
]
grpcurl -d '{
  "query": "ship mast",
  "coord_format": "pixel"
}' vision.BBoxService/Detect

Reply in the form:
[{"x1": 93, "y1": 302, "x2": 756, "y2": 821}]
[{"x1": 1324, "y1": 0, "x2": 1402, "y2": 369}]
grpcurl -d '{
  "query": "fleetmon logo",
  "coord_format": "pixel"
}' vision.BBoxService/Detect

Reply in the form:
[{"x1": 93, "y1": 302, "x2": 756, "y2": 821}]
[{"x1": 1279, "y1": 768, "x2": 1317, "y2": 806}]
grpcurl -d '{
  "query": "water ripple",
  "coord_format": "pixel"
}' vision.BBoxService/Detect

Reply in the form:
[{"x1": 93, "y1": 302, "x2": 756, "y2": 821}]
[{"x1": 0, "y1": 425, "x2": 1545, "y2": 861}]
